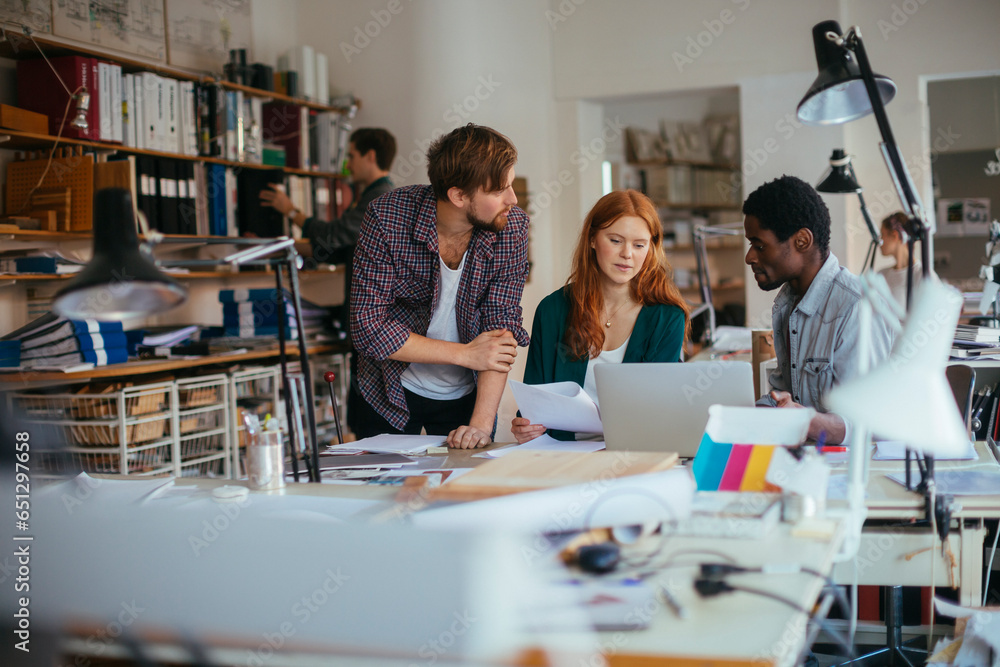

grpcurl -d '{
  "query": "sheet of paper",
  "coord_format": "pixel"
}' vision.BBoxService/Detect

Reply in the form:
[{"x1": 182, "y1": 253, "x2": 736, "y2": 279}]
[
  {"x1": 327, "y1": 434, "x2": 445, "y2": 455},
  {"x1": 886, "y1": 470, "x2": 1000, "y2": 496},
  {"x1": 508, "y1": 380, "x2": 602, "y2": 433},
  {"x1": 874, "y1": 440, "x2": 976, "y2": 460},
  {"x1": 476, "y1": 434, "x2": 606, "y2": 458}
]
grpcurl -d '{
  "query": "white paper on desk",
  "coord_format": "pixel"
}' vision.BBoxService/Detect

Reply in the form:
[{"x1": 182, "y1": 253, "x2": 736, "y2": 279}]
[
  {"x1": 477, "y1": 434, "x2": 606, "y2": 458},
  {"x1": 328, "y1": 434, "x2": 444, "y2": 455},
  {"x1": 874, "y1": 440, "x2": 976, "y2": 460},
  {"x1": 933, "y1": 597, "x2": 1000, "y2": 667},
  {"x1": 412, "y1": 468, "x2": 695, "y2": 534},
  {"x1": 766, "y1": 447, "x2": 830, "y2": 498},
  {"x1": 711, "y1": 325, "x2": 752, "y2": 352},
  {"x1": 508, "y1": 380, "x2": 603, "y2": 433}
]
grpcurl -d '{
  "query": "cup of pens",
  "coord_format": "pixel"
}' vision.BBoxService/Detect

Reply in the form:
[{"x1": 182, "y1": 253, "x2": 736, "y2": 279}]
[{"x1": 247, "y1": 414, "x2": 286, "y2": 491}]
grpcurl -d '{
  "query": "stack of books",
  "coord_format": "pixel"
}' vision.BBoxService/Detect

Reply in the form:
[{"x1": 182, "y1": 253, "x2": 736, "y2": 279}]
[
  {"x1": 2, "y1": 313, "x2": 127, "y2": 369},
  {"x1": 952, "y1": 324, "x2": 1000, "y2": 358},
  {"x1": 217, "y1": 289, "x2": 333, "y2": 340},
  {"x1": 0, "y1": 340, "x2": 20, "y2": 368}
]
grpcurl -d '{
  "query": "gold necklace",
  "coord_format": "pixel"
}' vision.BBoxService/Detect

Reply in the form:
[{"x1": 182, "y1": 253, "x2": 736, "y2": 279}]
[{"x1": 604, "y1": 299, "x2": 631, "y2": 328}]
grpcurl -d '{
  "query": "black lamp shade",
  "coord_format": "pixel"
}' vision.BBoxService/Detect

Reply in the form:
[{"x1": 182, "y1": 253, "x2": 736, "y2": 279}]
[
  {"x1": 54, "y1": 188, "x2": 187, "y2": 320},
  {"x1": 816, "y1": 149, "x2": 862, "y2": 193},
  {"x1": 797, "y1": 20, "x2": 897, "y2": 125}
]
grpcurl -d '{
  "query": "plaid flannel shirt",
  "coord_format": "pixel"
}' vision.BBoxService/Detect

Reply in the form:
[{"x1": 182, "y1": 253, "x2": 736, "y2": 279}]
[{"x1": 350, "y1": 184, "x2": 530, "y2": 429}]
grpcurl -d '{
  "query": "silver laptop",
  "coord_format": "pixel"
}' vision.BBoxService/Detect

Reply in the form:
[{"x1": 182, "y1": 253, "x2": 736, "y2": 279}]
[{"x1": 595, "y1": 361, "x2": 755, "y2": 457}]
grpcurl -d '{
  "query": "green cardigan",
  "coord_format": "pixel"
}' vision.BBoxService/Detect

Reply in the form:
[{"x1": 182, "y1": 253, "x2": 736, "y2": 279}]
[{"x1": 523, "y1": 286, "x2": 686, "y2": 440}]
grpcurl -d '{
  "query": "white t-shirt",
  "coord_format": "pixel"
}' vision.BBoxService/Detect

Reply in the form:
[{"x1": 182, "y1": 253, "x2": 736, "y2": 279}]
[
  {"x1": 401, "y1": 253, "x2": 475, "y2": 400},
  {"x1": 582, "y1": 335, "x2": 630, "y2": 408},
  {"x1": 879, "y1": 262, "x2": 921, "y2": 309},
  {"x1": 577, "y1": 336, "x2": 629, "y2": 441}
]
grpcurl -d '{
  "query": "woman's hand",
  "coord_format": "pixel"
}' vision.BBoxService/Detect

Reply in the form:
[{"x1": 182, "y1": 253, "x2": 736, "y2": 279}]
[{"x1": 511, "y1": 417, "x2": 546, "y2": 444}]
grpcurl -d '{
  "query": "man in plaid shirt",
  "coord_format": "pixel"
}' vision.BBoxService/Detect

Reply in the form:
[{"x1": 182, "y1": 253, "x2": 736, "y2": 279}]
[{"x1": 350, "y1": 124, "x2": 529, "y2": 448}]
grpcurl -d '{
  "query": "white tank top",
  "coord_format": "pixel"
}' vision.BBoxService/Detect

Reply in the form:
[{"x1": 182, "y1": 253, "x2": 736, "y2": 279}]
[
  {"x1": 401, "y1": 252, "x2": 475, "y2": 400},
  {"x1": 582, "y1": 335, "x2": 630, "y2": 409}
]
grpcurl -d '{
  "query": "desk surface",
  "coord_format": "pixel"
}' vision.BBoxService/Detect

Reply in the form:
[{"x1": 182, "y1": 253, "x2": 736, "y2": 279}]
[{"x1": 165, "y1": 454, "x2": 844, "y2": 667}]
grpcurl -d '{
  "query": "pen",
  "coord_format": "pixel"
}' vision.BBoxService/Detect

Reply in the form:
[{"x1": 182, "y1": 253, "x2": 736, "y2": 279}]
[
  {"x1": 815, "y1": 431, "x2": 827, "y2": 454},
  {"x1": 659, "y1": 585, "x2": 689, "y2": 619}
]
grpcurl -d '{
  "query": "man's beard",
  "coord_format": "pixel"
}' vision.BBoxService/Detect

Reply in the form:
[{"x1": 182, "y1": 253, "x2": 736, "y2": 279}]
[{"x1": 467, "y1": 207, "x2": 509, "y2": 233}]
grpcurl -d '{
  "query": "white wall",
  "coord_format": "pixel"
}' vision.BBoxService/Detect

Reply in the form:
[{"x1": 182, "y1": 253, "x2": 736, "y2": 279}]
[{"x1": 248, "y1": 0, "x2": 1000, "y2": 437}]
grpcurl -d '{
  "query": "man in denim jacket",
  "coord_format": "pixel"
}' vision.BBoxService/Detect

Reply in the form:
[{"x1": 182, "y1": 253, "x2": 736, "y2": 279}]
[{"x1": 744, "y1": 175, "x2": 896, "y2": 445}]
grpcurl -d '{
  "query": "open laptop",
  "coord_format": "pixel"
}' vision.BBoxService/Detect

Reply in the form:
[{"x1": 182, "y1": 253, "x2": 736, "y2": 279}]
[{"x1": 595, "y1": 361, "x2": 755, "y2": 457}]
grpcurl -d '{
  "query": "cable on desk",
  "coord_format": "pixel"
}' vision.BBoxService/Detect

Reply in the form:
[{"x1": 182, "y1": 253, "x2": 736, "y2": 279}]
[{"x1": 694, "y1": 579, "x2": 855, "y2": 659}]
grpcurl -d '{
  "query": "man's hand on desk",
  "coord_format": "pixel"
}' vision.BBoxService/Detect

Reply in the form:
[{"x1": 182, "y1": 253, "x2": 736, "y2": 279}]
[
  {"x1": 768, "y1": 391, "x2": 847, "y2": 445},
  {"x1": 446, "y1": 424, "x2": 492, "y2": 449},
  {"x1": 511, "y1": 417, "x2": 546, "y2": 444}
]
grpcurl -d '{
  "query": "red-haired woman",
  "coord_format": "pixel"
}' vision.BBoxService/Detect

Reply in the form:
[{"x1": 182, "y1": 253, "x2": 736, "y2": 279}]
[{"x1": 512, "y1": 190, "x2": 689, "y2": 443}]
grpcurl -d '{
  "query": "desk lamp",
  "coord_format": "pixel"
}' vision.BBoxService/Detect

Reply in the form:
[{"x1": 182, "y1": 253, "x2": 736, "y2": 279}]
[
  {"x1": 815, "y1": 149, "x2": 881, "y2": 271},
  {"x1": 53, "y1": 188, "x2": 187, "y2": 320},
  {"x1": 691, "y1": 223, "x2": 743, "y2": 345},
  {"x1": 798, "y1": 20, "x2": 930, "y2": 311},
  {"x1": 55, "y1": 188, "x2": 322, "y2": 483}
]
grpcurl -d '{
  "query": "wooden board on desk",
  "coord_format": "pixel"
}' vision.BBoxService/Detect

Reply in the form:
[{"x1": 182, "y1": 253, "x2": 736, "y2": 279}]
[{"x1": 426, "y1": 450, "x2": 678, "y2": 502}]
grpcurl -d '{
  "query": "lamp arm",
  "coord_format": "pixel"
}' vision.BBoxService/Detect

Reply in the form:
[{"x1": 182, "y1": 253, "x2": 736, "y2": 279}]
[
  {"x1": 842, "y1": 27, "x2": 932, "y2": 306},
  {"x1": 848, "y1": 162, "x2": 880, "y2": 271}
]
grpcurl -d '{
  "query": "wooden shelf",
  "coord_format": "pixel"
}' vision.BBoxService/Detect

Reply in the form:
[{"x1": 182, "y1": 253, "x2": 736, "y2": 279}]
[
  {"x1": 0, "y1": 29, "x2": 356, "y2": 114},
  {"x1": 652, "y1": 200, "x2": 742, "y2": 211},
  {"x1": 666, "y1": 241, "x2": 744, "y2": 252},
  {"x1": 0, "y1": 129, "x2": 346, "y2": 179},
  {"x1": 629, "y1": 159, "x2": 739, "y2": 170},
  {"x1": 679, "y1": 280, "x2": 745, "y2": 293},
  {"x1": 0, "y1": 342, "x2": 346, "y2": 387}
]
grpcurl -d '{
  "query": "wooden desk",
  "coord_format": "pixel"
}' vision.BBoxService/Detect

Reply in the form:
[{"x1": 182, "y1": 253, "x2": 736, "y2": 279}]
[
  {"x1": 41, "y1": 462, "x2": 847, "y2": 667},
  {"x1": 831, "y1": 441, "x2": 1000, "y2": 606},
  {"x1": 171, "y1": 465, "x2": 844, "y2": 667}
]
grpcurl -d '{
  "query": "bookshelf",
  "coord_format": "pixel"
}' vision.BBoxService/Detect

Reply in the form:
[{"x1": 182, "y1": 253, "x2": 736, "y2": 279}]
[
  {"x1": 0, "y1": 26, "x2": 357, "y2": 471},
  {"x1": 628, "y1": 158, "x2": 746, "y2": 333}
]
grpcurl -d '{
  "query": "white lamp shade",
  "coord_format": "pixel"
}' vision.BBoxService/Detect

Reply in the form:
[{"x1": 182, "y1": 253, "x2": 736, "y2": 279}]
[{"x1": 826, "y1": 279, "x2": 968, "y2": 456}]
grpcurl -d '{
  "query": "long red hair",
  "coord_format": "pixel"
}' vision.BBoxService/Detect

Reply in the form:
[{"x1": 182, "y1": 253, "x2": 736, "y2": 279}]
[{"x1": 565, "y1": 190, "x2": 690, "y2": 360}]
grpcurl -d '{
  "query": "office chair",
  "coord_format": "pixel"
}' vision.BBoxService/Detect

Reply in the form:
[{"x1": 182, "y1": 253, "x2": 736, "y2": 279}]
[{"x1": 945, "y1": 364, "x2": 975, "y2": 437}]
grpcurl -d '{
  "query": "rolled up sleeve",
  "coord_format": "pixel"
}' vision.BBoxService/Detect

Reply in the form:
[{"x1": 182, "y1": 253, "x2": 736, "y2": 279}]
[
  {"x1": 350, "y1": 209, "x2": 412, "y2": 361},
  {"x1": 478, "y1": 213, "x2": 530, "y2": 347}
]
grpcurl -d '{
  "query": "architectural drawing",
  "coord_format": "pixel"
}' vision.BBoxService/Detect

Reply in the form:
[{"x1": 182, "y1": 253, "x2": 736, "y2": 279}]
[
  {"x1": 166, "y1": 0, "x2": 251, "y2": 73},
  {"x1": 52, "y1": 0, "x2": 165, "y2": 61},
  {"x1": 0, "y1": 0, "x2": 53, "y2": 34}
]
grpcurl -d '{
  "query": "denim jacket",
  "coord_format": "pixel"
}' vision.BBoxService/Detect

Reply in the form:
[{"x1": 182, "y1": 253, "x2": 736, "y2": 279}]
[{"x1": 757, "y1": 253, "x2": 896, "y2": 412}]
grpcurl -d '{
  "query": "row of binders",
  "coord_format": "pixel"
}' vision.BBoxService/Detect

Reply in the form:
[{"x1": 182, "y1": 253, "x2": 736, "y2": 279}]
[
  {"x1": 17, "y1": 56, "x2": 351, "y2": 171},
  {"x1": 127, "y1": 156, "x2": 344, "y2": 238}
]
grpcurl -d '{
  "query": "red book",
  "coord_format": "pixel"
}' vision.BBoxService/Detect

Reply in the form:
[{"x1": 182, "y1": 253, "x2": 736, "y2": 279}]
[
  {"x1": 17, "y1": 55, "x2": 98, "y2": 141},
  {"x1": 262, "y1": 102, "x2": 305, "y2": 169}
]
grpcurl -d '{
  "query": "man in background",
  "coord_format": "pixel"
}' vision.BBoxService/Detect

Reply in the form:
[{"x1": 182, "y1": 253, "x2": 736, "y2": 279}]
[
  {"x1": 350, "y1": 124, "x2": 529, "y2": 449},
  {"x1": 744, "y1": 175, "x2": 896, "y2": 444},
  {"x1": 260, "y1": 127, "x2": 396, "y2": 264}
]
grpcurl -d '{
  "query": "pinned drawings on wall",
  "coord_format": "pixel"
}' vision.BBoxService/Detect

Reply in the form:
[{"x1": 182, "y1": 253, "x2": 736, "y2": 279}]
[
  {"x1": 165, "y1": 0, "x2": 252, "y2": 73},
  {"x1": 1, "y1": 0, "x2": 52, "y2": 34},
  {"x1": 52, "y1": 0, "x2": 166, "y2": 61}
]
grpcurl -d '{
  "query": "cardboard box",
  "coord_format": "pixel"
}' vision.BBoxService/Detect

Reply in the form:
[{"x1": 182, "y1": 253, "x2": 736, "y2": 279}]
[{"x1": 0, "y1": 104, "x2": 48, "y2": 135}]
